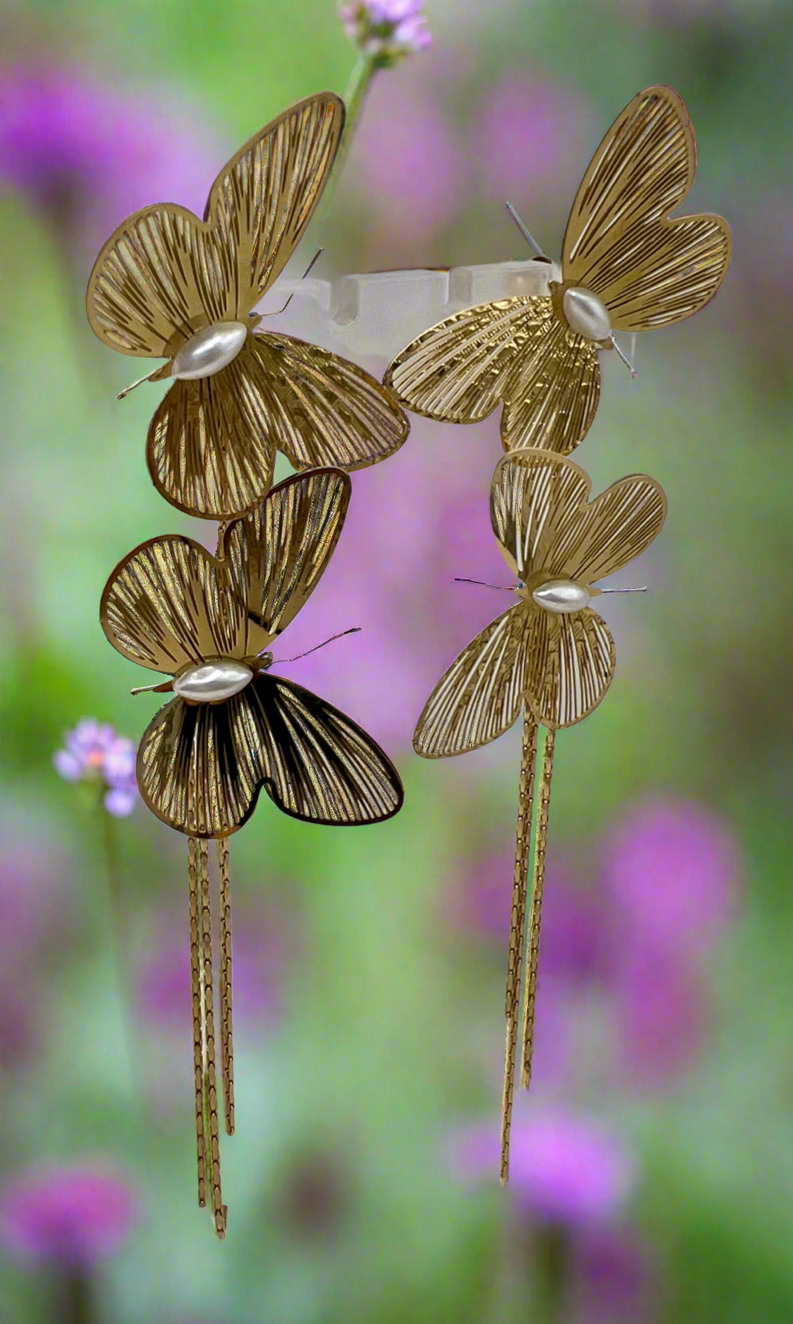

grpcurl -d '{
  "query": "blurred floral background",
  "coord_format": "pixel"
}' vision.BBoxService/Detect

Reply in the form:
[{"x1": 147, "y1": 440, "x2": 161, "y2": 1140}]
[{"x1": 1, "y1": 1, "x2": 792, "y2": 1321}]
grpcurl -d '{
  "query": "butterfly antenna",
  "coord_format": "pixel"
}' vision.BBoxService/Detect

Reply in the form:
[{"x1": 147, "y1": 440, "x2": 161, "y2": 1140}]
[
  {"x1": 273, "y1": 626, "x2": 361, "y2": 665},
  {"x1": 265, "y1": 247, "x2": 325, "y2": 318},
  {"x1": 117, "y1": 366, "x2": 163, "y2": 400},
  {"x1": 504, "y1": 202, "x2": 548, "y2": 260},
  {"x1": 599, "y1": 586, "x2": 647, "y2": 594},
  {"x1": 454, "y1": 577, "x2": 515, "y2": 591},
  {"x1": 130, "y1": 680, "x2": 172, "y2": 695},
  {"x1": 610, "y1": 335, "x2": 637, "y2": 378}
]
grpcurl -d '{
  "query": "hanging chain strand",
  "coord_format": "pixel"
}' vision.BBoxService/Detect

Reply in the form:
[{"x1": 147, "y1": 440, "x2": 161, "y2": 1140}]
[
  {"x1": 520, "y1": 728, "x2": 556, "y2": 1090},
  {"x1": 188, "y1": 837, "x2": 207, "y2": 1207},
  {"x1": 199, "y1": 840, "x2": 226, "y2": 1239},
  {"x1": 500, "y1": 706, "x2": 538, "y2": 1185},
  {"x1": 217, "y1": 837, "x2": 235, "y2": 1136}
]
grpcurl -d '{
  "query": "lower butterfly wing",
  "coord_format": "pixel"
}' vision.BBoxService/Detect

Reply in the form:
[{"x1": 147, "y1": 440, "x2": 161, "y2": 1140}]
[
  {"x1": 384, "y1": 297, "x2": 545, "y2": 424},
  {"x1": 525, "y1": 606, "x2": 615, "y2": 729},
  {"x1": 501, "y1": 312, "x2": 600, "y2": 455},
  {"x1": 414, "y1": 604, "x2": 529, "y2": 757},
  {"x1": 137, "y1": 677, "x2": 403, "y2": 836},
  {"x1": 252, "y1": 333, "x2": 408, "y2": 471},
  {"x1": 146, "y1": 340, "x2": 276, "y2": 519}
]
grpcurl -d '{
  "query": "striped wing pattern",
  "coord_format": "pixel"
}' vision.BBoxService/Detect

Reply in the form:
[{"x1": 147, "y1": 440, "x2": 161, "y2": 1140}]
[
  {"x1": 413, "y1": 605, "x2": 529, "y2": 757},
  {"x1": 138, "y1": 675, "x2": 403, "y2": 837},
  {"x1": 490, "y1": 450, "x2": 592, "y2": 581},
  {"x1": 224, "y1": 468, "x2": 351, "y2": 652},
  {"x1": 100, "y1": 536, "x2": 244, "y2": 675},
  {"x1": 501, "y1": 310, "x2": 600, "y2": 455},
  {"x1": 525, "y1": 607, "x2": 616, "y2": 729},
  {"x1": 562, "y1": 85, "x2": 731, "y2": 331}
]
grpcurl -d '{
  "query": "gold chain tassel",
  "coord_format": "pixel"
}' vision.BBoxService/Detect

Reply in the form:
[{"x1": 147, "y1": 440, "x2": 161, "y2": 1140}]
[
  {"x1": 188, "y1": 839, "x2": 207, "y2": 1208},
  {"x1": 217, "y1": 838, "x2": 235, "y2": 1136},
  {"x1": 520, "y1": 728, "x2": 555, "y2": 1091},
  {"x1": 500, "y1": 707, "x2": 538, "y2": 1185},
  {"x1": 198, "y1": 840, "x2": 226, "y2": 1239}
]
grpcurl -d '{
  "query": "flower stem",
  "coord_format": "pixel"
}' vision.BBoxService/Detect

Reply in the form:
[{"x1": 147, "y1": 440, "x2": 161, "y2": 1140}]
[
  {"x1": 316, "y1": 54, "x2": 378, "y2": 229},
  {"x1": 55, "y1": 1268, "x2": 93, "y2": 1324},
  {"x1": 533, "y1": 1225, "x2": 571, "y2": 1324},
  {"x1": 100, "y1": 810, "x2": 141, "y2": 1103}
]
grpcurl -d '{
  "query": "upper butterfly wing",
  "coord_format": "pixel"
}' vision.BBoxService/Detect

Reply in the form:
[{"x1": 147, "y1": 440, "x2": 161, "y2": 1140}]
[
  {"x1": 87, "y1": 205, "x2": 234, "y2": 357},
  {"x1": 253, "y1": 332, "x2": 408, "y2": 471},
  {"x1": 384, "y1": 297, "x2": 543, "y2": 424},
  {"x1": 206, "y1": 92, "x2": 344, "y2": 315},
  {"x1": 490, "y1": 449, "x2": 592, "y2": 581},
  {"x1": 562, "y1": 85, "x2": 731, "y2": 331},
  {"x1": 557, "y1": 471, "x2": 668, "y2": 585},
  {"x1": 100, "y1": 536, "x2": 245, "y2": 674},
  {"x1": 223, "y1": 467, "x2": 351, "y2": 654},
  {"x1": 414, "y1": 604, "x2": 529, "y2": 757},
  {"x1": 524, "y1": 606, "x2": 615, "y2": 729},
  {"x1": 137, "y1": 675, "x2": 403, "y2": 836}
]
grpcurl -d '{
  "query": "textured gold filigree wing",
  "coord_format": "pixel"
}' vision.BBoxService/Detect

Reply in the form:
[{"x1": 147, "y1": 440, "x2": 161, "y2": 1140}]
[
  {"x1": 137, "y1": 675, "x2": 403, "y2": 837},
  {"x1": 490, "y1": 449, "x2": 592, "y2": 581},
  {"x1": 385, "y1": 297, "x2": 541, "y2": 423},
  {"x1": 524, "y1": 607, "x2": 616, "y2": 729},
  {"x1": 145, "y1": 343, "x2": 277, "y2": 519},
  {"x1": 223, "y1": 468, "x2": 350, "y2": 654},
  {"x1": 501, "y1": 313, "x2": 600, "y2": 455},
  {"x1": 206, "y1": 92, "x2": 344, "y2": 314},
  {"x1": 100, "y1": 536, "x2": 245, "y2": 674},
  {"x1": 413, "y1": 605, "x2": 529, "y2": 757},
  {"x1": 562, "y1": 84, "x2": 731, "y2": 331},
  {"x1": 254, "y1": 333, "x2": 409, "y2": 471},
  {"x1": 86, "y1": 92, "x2": 343, "y2": 357},
  {"x1": 556, "y1": 472, "x2": 668, "y2": 584}
]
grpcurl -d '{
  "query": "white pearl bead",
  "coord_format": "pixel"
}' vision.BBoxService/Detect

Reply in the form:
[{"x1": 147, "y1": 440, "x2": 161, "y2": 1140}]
[
  {"x1": 173, "y1": 659, "x2": 253, "y2": 703},
  {"x1": 172, "y1": 322, "x2": 248, "y2": 380},
  {"x1": 562, "y1": 287, "x2": 612, "y2": 342},
  {"x1": 532, "y1": 579, "x2": 591, "y2": 614}
]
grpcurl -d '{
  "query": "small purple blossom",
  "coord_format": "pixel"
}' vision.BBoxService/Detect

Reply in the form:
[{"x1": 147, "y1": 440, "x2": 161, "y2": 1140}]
[
  {"x1": 0, "y1": 1163, "x2": 135, "y2": 1266},
  {"x1": 339, "y1": 2, "x2": 431, "y2": 63},
  {"x1": 454, "y1": 1108, "x2": 634, "y2": 1228},
  {"x1": 53, "y1": 718, "x2": 138, "y2": 817}
]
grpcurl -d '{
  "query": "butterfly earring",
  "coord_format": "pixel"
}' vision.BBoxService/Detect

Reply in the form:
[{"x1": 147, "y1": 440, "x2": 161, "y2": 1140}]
[
  {"x1": 87, "y1": 92, "x2": 409, "y2": 519},
  {"x1": 100, "y1": 468, "x2": 404, "y2": 1237},
  {"x1": 413, "y1": 448, "x2": 666, "y2": 1181},
  {"x1": 384, "y1": 84, "x2": 731, "y2": 457}
]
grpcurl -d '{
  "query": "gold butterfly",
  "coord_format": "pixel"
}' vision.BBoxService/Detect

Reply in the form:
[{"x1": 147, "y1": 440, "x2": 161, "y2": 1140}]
[
  {"x1": 87, "y1": 92, "x2": 409, "y2": 519},
  {"x1": 385, "y1": 85, "x2": 731, "y2": 457},
  {"x1": 100, "y1": 468, "x2": 404, "y2": 1237},
  {"x1": 413, "y1": 448, "x2": 666, "y2": 1182}
]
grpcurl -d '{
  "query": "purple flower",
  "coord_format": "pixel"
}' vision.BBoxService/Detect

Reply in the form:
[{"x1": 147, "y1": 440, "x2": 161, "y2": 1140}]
[
  {"x1": 0, "y1": 1163, "x2": 135, "y2": 1266},
  {"x1": 0, "y1": 65, "x2": 222, "y2": 267},
  {"x1": 53, "y1": 718, "x2": 138, "y2": 817},
  {"x1": 476, "y1": 74, "x2": 592, "y2": 217},
  {"x1": 339, "y1": 2, "x2": 431, "y2": 63},
  {"x1": 574, "y1": 1227, "x2": 659, "y2": 1323},
  {"x1": 604, "y1": 797, "x2": 741, "y2": 959},
  {"x1": 613, "y1": 936, "x2": 707, "y2": 1086},
  {"x1": 454, "y1": 1108, "x2": 634, "y2": 1228}
]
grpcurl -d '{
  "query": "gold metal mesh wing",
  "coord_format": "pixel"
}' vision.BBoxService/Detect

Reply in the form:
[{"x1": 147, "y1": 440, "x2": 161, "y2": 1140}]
[
  {"x1": 413, "y1": 605, "x2": 529, "y2": 757},
  {"x1": 524, "y1": 606, "x2": 616, "y2": 729},
  {"x1": 100, "y1": 536, "x2": 245, "y2": 674},
  {"x1": 137, "y1": 675, "x2": 403, "y2": 837},
  {"x1": 562, "y1": 84, "x2": 732, "y2": 331},
  {"x1": 490, "y1": 449, "x2": 592, "y2": 582},
  {"x1": 223, "y1": 468, "x2": 351, "y2": 653},
  {"x1": 500, "y1": 310, "x2": 600, "y2": 455}
]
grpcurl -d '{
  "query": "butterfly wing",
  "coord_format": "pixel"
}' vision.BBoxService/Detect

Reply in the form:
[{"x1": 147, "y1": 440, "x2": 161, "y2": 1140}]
[
  {"x1": 253, "y1": 332, "x2": 409, "y2": 471},
  {"x1": 384, "y1": 297, "x2": 543, "y2": 424},
  {"x1": 562, "y1": 85, "x2": 731, "y2": 332},
  {"x1": 490, "y1": 449, "x2": 592, "y2": 581},
  {"x1": 86, "y1": 204, "x2": 234, "y2": 357},
  {"x1": 223, "y1": 467, "x2": 351, "y2": 655},
  {"x1": 525, "y1": 606, "x2": 615, "y2": 729},
  {"x1": 100, "y1": 536, "x2": 244, "y2": 674},
  {"x1": 145, "y1": 342, "x2": 277, "y2": 519},
  {"x1": 413, "y1": 604, "x2": 529, "y2": 757},
  {"x1": 205, "y1": 92, "x2": 344, "y2": 314},
  {"x1": 559, "y1": 471, "x2": 668, "y2": 584},
  {"x1": 137, "y1": 675, "x2": 403, "y2": 836},
  {"x1": 501, "y1": 311, "x2": 600, "y2": 454},
  {"x1": 86, "y1": 93, "x2": 343, "y2": 358}
]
